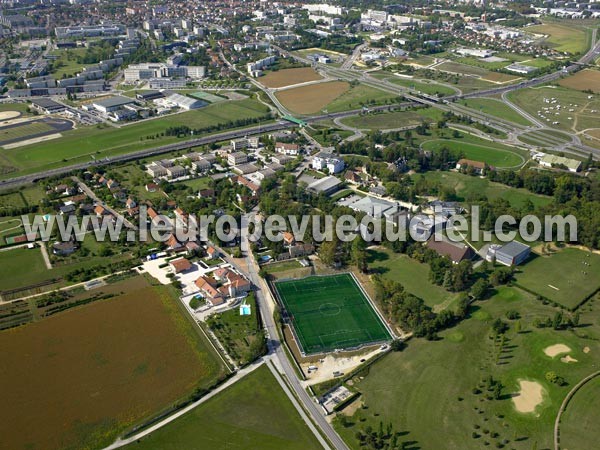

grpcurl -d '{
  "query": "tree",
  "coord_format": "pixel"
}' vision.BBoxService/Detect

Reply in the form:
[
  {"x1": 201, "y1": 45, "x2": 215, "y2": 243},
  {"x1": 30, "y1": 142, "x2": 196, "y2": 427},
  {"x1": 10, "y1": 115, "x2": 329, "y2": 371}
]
[
  {"x1": 391, "y1": 339, "x2": 407, "y2": 352},
  {"x1": 351, "y1": 238, "x2": 368, "y2": 273},
  {"x1": 553, "y1": 311, "x2": 563, "y2": 330},
  {"x1": 319, "y1": 238, "x2": 338, "y2": 267},
  {"x1": 470, "y1": 278, "x2": 489, "y2": 300}
]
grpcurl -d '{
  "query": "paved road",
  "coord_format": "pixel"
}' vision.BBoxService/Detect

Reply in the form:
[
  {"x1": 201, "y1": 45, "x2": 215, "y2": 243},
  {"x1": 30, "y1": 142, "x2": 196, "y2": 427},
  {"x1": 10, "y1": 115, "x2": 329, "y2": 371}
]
[
  {"x1": 238, "y1": 208, "x2": 350, "y2": 450},
  {"x1": 72, "y1": 176, "x2": 138, "y2": 230}
]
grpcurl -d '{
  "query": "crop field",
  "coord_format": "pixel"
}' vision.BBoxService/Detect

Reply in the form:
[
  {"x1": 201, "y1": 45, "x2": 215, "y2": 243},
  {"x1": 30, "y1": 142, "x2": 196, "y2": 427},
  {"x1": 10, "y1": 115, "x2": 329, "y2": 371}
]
[
  {"x1": 0, "y1": 284, "x2": 225, "y2": 450},
  {"x1": 528, "y1": 22, "x2": 590, "y2": 54},
  {"x1": 335, "y1": 286, "x2": 600, "y2": 450},
  {"x1": 508, "y1": 86, "x2": 600, "y2": 134},
  {"x1": 421, "y1": 138, "x2": 526, "y2": 168},
  {"x1": 276, "y1": 81, "x2": 350, "y2": 114},
  {"x1": 458, "y1": 98, "x2": 533, "y2": 126},
  {"x1": 368, "y1": 247, "x2": 460, "y2": 311},
  {"x1": 558, "y1": 376, "x2": 600, "y2": 450},
  {"x1": 124, "y1": 364, "x2": 323, "y2": 450},
  {"x1": 412, "y1": 171, "x2": 552, "y2": 209},
  {"x1": 324, "y1": 84, "x2": 400, "y2": 113},
  {"x1": 558, "y1": 69, "x2": 600, "y2": 93},
  {"x1": 341, "y1": 108, "x2": 442, "y2": 130},
  {"x1": 515, "y1": 248, "x2": 600, "y2": 309},
  {"x1": 274, "y1": 273, "x2": 391, "y2": 354},
  {"x1": 259, "y1": 67, "x2": 324, "y2": 88},
  {"x1": 0, "y1": 98, "x2": 270, "y2": 178}
]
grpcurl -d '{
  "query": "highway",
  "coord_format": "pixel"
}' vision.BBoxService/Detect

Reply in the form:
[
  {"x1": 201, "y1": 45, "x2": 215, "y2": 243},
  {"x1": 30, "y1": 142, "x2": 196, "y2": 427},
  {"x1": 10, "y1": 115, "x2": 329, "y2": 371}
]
[{"x1": 0, "y1": 101, "x2": 412, "y2": 189}]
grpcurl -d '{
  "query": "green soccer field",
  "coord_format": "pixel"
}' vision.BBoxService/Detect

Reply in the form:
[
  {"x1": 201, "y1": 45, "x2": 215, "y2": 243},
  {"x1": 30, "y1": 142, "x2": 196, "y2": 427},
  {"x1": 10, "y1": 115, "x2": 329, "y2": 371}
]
[{"x1": 274, "y1": 273, "x2": 391, "y2": 355}]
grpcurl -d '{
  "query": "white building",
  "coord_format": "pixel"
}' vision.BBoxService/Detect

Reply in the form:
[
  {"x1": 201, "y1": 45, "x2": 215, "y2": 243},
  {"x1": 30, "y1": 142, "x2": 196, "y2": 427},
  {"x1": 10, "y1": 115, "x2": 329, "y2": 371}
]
[{"x1": 312, "y1": 153, "x2": 344, "y2": 174}]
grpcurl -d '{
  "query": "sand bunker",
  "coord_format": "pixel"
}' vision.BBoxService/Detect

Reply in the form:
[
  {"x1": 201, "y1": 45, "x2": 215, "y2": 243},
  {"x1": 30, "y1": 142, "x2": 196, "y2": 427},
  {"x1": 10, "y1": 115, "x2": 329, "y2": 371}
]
[
  {"x1": 0, "y1": 111, "x2": 20, "y2": 121},
  {"x1": 583, "y1": 346, "x2": 590, "y2": 354},
  {"x1": 544, "y1": 344, "x2": 571, "y2": 358},
  {"x1": 560, "y1": 355, "x2": 578, "y2": 363},
  {"x1": 513, "y1": 380, "x2": 544, "y2": 413}
]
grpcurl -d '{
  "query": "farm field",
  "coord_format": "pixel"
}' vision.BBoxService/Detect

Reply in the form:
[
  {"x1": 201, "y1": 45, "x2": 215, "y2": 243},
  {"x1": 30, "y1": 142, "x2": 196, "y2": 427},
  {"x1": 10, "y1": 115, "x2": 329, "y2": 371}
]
[
  {"x1": 340, "y1": 108, "x2": 443, "y2": 130},
  {"x1": 528, "y1": 22, "x2": 590, "y2": 54},
  {"x1": 508, "y1": 86, "x2": 600, "y2": 134},
  {"x1": 412, "y1": 171, "x2": 553, "y2": 209},
  {"x1": 0, "y1": 98, "x2": 270, "y2": 178},
  {"x1": 123, "y1": 364, "x2": 323, "y2": 450},
  {"x1": 421, "y1": 138, "x2": 526, "y2": 168},
  {"x1": 458, "y1": 98, "x2": 533, "y2": 126},
  {"x1": 0, "y1": 284, "x2": 226, "y2": 450},
  {"x1": 276, "y1": 81, "x2": 350, "y2": 114},
  {"x1": 259, "y1": 67, "x2": 324, "y2": 88},
  {"x1": 558, "y1": 375, "x2": 600, "y2": 450},
  {"x1": 324, "y1": 83, "x2": 401, "y2": 113},
  {"x1": 335, "y1": 286, "x2": 600, "y2": 450},
  {"x1": 274, "y1": 273, "x2": 391, "y2": 354},
  {"x1": 367, "y1": 247, "x2": 460, "y2": 311},
  {"x1": 515, "y1": 248, "x2": 600, "y2": 309},
  {"x1": 558, "y1": 69, "x2": 600, "y2": 93}
]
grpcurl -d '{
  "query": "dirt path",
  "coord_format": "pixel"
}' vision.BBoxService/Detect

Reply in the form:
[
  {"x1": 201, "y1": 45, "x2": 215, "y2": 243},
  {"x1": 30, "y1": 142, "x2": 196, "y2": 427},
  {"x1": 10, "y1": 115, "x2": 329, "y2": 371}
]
[{"x1": 39, "y1": 242, "x2": 52, "y2": 269}]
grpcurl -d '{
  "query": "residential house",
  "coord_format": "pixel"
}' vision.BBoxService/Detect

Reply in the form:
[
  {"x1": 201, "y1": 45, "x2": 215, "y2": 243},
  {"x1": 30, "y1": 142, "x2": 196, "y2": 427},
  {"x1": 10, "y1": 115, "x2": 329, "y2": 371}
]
[
  {"x1": 427, "y1": 238, "x2": 475, "y2": 264},
  {"x1": 147, "y1": 163, "x2": 167, "y2": 178},
  {"x1": 275, "y1": 142, "x2": 299, "y2": 156},
  {"x1": 312, "y1": 152, "x2": 345, "y2": 174},
  {"x1": 456, "y1": 158, "x2": 487, "y2": 175},
  {"x1": 52, "y1": 241, "x2": 78, "y2": 256},
  {"x1": 192, "y1": 157, "x2": 212, "y2": 172},
  {"x1": 166, "y1": 165, "x2": 186, "y2": 179},
  {"x1": 169, "y1": 257, "x2": 192, "y2": 273}
]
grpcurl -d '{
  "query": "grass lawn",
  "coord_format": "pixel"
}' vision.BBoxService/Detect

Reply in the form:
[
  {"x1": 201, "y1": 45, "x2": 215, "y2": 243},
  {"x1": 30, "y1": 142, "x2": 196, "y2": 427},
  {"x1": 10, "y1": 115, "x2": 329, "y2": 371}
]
[
  {"x1": 0, "y1": 284, "x2": 226, "y2": 450},
  {"x1": 558, "y1": 375, "x2": 600, "y2": 450},
  {"x1": 0, "y1": 99, "x2": 270, "y2": 178},
  {"x1": 174, "y1": 176, "x2": 211, "y2": 191},
  {"x1": 514, "y1": 248, "x2": 600, "y2": 309},
  {"x1": 123, "y1": 364, "x2": 323, "y2": 450},
  {"x1": 0, "y1": 246, "x2": 48, "y2": 290},
  {"x1": 528, "y1": 22, "x2": 591, "y2": 54},
  {"x1": 412, "y1": 171, "x2": 553, "y2": 209},
  {"x1": 0, "y1": 103, "x2": 31, "y2": 115},
  {"x1": 508, "y1": 85, "x2": 600, "y2": 134},
  {"x1": 274, "y1": 273, "x2": 391, "y2": 354},
  {"x1": 325, "y1": 84, "x2": 401, "y2": 113},
  {"x1": 421, "y1": 138, "x2": 526, "y2": 168},
  {"x1": 48, "y1": 47, "x2": 92, "y2": 78},
  {"x1": 367, "y1": 247, "x2": 459, "y2": 311},
  {"x1": 334, "y1": 286, "x2": 600, "y2": 450},
  {"x1": 341, "y1": 108, "x2": 443, "y2": 130},
  {"x1": 0, "y1": 120, "x2": 56, "y2": 145},
  {"x1": 263, "y1": 259, "x2": 303, "y2": 273},
  {"x1": 458, "y1": 98, "x2": 533, "y2": 127}
]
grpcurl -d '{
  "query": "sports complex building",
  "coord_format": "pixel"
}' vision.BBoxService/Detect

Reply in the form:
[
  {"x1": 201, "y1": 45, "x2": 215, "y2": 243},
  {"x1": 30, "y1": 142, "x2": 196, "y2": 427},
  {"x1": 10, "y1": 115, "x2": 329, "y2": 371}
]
[{"x1": 271, "y1": 273, "x2": 394, "y2": 356}]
